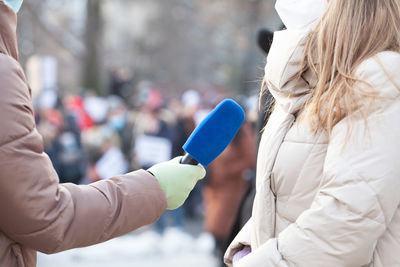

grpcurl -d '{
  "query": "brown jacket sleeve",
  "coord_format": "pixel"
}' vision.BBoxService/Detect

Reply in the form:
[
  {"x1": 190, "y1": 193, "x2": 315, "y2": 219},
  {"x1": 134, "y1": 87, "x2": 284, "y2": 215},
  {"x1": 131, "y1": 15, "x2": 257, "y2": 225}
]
[{"x1": 0, "y1": 54, "x2": 167, "y2": 254}]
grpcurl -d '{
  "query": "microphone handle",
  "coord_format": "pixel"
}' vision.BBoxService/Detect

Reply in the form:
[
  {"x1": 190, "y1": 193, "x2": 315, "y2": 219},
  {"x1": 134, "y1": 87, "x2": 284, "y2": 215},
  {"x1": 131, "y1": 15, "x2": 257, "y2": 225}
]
[{"x1": 181, "y1": 153, "x2": 199, "y2": 165}]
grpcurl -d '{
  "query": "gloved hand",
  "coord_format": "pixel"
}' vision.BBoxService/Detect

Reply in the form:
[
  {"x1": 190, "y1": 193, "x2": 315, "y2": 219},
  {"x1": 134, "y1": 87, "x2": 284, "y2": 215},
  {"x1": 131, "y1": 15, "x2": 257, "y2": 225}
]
[
  {"x1": 233, "y1": 249, "x2": 251, "y2": 266},
  {"x1": 148, "y1": 156, "x2": 206, "y2": 210}
]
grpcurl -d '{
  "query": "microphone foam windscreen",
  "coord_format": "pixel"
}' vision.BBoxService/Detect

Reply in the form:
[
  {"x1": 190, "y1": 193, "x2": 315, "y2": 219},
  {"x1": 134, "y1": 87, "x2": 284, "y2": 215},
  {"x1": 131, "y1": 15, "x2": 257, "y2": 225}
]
[{"x1": 183, "y1": 99, "x2": 245, "y2": 166}]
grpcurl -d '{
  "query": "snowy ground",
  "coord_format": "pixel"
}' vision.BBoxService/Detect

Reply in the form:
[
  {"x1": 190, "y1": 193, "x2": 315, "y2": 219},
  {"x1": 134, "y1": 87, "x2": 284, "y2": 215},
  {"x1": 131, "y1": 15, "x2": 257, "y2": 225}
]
[{"x1": 37, "y1": 227, "x2": 218, "y2": 267}]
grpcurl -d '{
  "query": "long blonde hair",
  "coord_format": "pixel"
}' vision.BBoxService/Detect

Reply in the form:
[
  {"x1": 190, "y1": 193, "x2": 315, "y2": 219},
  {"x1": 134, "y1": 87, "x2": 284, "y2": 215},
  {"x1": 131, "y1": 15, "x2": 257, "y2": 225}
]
[{"x1": 263, "y1": 0, "x2": 400, "y2": 135}]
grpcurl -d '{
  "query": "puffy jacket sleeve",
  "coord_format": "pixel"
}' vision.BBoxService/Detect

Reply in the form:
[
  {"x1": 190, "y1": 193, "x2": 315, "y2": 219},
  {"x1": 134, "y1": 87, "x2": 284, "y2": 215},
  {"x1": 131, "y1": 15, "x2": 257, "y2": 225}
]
[
  {"x1": 235, "y1": 56, "x2": 400, "y2": 266},
  {"x1": 0, "y1": 55, "x2": 167, "y2": 254},
  {"x1": 224, "y1": 218, "x2": 253, "y2": 265}
]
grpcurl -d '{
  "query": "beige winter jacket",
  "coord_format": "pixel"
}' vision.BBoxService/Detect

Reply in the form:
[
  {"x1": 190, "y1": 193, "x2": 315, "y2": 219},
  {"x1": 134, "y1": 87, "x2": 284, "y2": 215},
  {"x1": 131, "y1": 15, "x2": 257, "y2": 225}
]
[
  {"x1": 0, "y1": 3, "x2": 167, "y2": 267},
  {"x1": 225, "y1": 25, "x2": 400, "y2": 267}
]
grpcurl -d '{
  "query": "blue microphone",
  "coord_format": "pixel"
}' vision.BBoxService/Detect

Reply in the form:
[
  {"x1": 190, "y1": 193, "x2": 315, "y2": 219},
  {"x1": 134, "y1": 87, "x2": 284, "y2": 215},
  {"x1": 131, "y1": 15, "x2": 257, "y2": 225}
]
[{"x1": 181, "y1": 99, "x2": 245, "y2": 166}]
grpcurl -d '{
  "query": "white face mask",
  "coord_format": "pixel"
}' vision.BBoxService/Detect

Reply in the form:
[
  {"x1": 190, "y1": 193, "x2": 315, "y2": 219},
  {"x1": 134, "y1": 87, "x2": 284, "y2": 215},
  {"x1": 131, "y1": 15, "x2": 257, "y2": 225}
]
[
  {"x1": 275, "y1": 0, "x2": 327, "y2": 29},
  {"x1": 3, "y1": 0, "x2": 24, "y2": 13}
]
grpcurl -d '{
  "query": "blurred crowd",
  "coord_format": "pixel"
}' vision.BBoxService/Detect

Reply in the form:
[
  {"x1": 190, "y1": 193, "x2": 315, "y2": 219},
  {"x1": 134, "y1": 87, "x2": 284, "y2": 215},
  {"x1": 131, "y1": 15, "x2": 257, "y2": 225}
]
[{"x1": 34, "y1": 70, "x2": 260, "y2": 265}]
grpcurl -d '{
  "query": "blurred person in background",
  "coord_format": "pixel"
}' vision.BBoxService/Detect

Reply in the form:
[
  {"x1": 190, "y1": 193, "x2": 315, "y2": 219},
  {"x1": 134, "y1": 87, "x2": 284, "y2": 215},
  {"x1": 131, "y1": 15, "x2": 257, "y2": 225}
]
[
  {"x1": 106, "y1": 95, "x2": 133, "y2": 161},
  {"x1": 64, "y1": 95, "x2": 95, "y2": 132},
  {"x1": 131, "y1": 89, "x2": 187, "y2": 234},
  {"x1": 179, "y1": 89, "x2": 205, "y2": 219},
  {"x1": 204, "y1": 113, "x2": 257, "y2": 267},
  {"x1": 0, "y1": 2, "x2": 206, "y2": 267},
  {"x1": 82, "y1": 94, "x2": 133, "y2": 183},
  {"x1": 38, "y1": 105, "x2": 86, "y2": 185},
  {"x1": 35, "y1": 92, "x2": 88, "y2": 185},
  {"x1": 84, "y1": 125, "x2": 129, "y2": 182},
  {"x1": 108, "y1": 66, "x2": 135, "y2": 103},
  {"x1": 131, "y1": 89, "x2": 174, "y2": 170},
  {"x1": 226, "y1": 0, "x2": 400, "y2": 266}
]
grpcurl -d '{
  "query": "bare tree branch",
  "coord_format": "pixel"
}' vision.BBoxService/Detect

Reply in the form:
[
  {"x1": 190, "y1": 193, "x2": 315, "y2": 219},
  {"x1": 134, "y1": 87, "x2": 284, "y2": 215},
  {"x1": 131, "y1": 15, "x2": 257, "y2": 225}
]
[{"x1": 23, "y1": 1, "x2": 86, "y2": 58}]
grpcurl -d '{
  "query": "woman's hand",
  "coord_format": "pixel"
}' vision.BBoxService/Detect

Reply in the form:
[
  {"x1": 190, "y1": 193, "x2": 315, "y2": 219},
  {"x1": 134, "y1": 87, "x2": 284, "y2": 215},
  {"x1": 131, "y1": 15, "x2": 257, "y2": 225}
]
[{"x1": 232, "y1": 248, "x2": 252, "y2": 266}]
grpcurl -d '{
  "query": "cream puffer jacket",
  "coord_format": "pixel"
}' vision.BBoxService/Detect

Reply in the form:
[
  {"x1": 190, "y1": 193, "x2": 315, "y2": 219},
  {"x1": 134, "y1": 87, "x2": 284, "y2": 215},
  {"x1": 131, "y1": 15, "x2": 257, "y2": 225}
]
[{"x1": 224, "y1": 26, "x2": 400, "y2": 267}]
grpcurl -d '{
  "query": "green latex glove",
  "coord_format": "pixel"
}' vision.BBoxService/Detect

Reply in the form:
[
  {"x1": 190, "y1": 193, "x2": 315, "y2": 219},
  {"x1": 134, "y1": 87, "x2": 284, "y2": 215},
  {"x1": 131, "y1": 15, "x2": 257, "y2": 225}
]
[{"x1": 148, "y1": 156, "x2": 206, "y2": 210}]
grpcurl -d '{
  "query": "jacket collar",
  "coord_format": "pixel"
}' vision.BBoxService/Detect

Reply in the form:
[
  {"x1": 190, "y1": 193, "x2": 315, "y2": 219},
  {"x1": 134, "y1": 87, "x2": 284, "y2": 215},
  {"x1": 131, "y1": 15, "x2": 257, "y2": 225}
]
[
  {"x1": 264, "y1": 27, "x2": 316, "y2": 115},
  {"x1": 0, "y1": 1, "x2": 19, "y2": 60}
]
